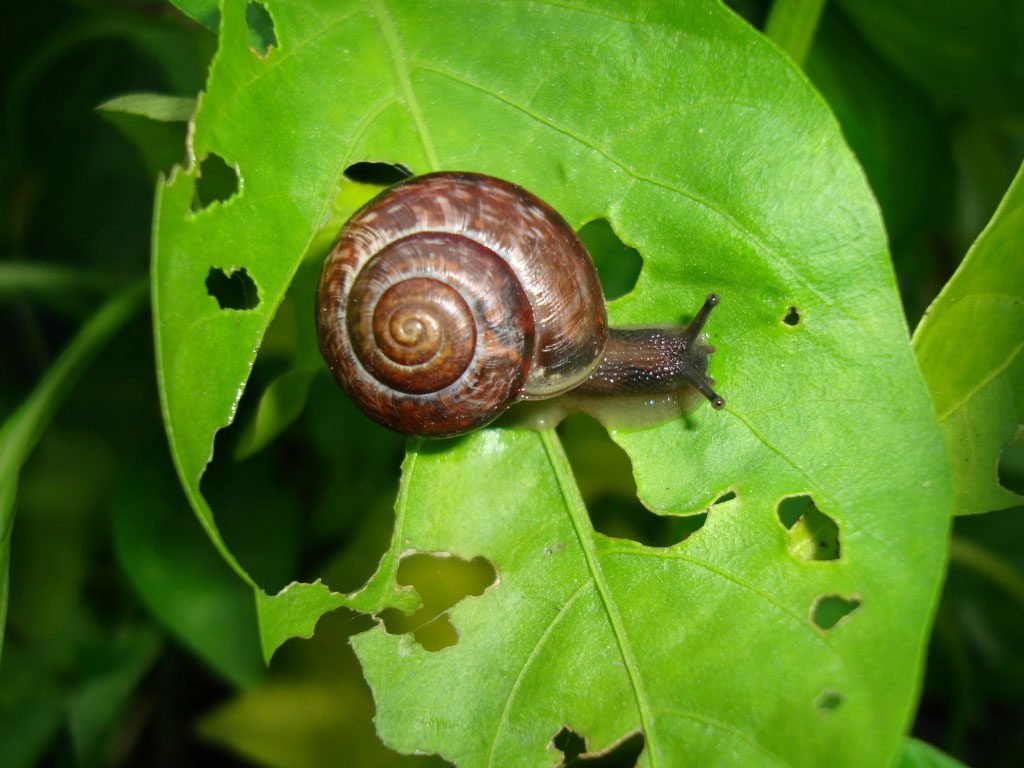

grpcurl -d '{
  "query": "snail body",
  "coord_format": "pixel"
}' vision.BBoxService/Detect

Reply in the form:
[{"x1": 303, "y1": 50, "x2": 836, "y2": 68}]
[{"x1": 317, "y1": 172, "x2": 722, "y2": 437}]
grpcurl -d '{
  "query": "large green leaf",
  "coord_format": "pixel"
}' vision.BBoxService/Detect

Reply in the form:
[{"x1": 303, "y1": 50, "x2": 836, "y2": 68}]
[
  {"x1": 153, "y1": 0, "x2": 950, "y2": 764},
  {"x1": 913, "y1": 162, "x2": 1024, "y2": 516}
]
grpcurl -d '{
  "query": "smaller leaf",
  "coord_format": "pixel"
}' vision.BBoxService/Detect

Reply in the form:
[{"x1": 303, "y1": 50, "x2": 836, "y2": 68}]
[
  {"x1": 0, "y1": 263, "x2": 130, "y2": 302},
  {"x1": 97, "y1": 92, "x2": 196, "y2": 122},
  {"x1": 97, "y1": 93, "x2": 193, "y2": 176},
  {"x1": 763, "y1": 0, "x2": 826, "y2": 66},
  {"x1": 0, "y1": 644, "x2": 63, "y2": 768},
  {"x1": 197, "y1": 610, "x2": 447, "y2": 768},
  {"x1": 66, "y1": 627, "x2": 162, "y2": 763},
  {"x1": 898, "y1": 738, "x2": 968, "y2": 768},
  {"x1": 914, "y1": 162, "x2": 1024, "y2": 515},
  {"x1": 0, "y1": 283, "x2": 147, "y2": 656},
  {"x1": 170, "y1": 0, "x2": 220, "y2": 32},
  {"x1": 112, "y1": 451, "x2": 265, "y2": 688},
  {"x1": 234, "y1": 368, "x2": 316, "y2": 461},
  {"x1": 839, "y1": 0, "x2": 1024, "y2": 120},
  {"x1": 805, "y1": 8, "x2": 952, "y2": 321}
]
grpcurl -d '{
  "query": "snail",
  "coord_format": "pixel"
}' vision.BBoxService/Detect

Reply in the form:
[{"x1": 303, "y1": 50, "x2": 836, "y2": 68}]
[{"x1": 316, "y1": 172, "x2": 723, "y2": 437}]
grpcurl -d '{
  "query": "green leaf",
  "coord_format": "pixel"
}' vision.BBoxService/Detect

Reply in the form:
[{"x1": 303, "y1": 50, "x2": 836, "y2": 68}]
[
  {"x1": 0, "y1": 283, "x2": 147, "y2": 656},
  {"x1": 897, "y1": 738, "x2": 968, "y2": 768},
  {"x1": 154, "y1": 0, "x2": 951, "y2": 763},
  {"x1": 763, "y1": 0, "x2": 826, "y2": 66},
  {"x1": 838, "y1": 0, "x2": 1024, "y2": 119},
  {"x1": 0, "y1": 643, "x2": 63, "y2": 768},
  {"x1": 0, "y1": 263, "x2": 130, "y2": 301},
  {"x1": 913, "y1": 162, "x2": 1024, "y2": 515},
  {"x1": 804, "y1": 9, "x2": 955, "y2": 324},
  {"x1": 9, "y1": 432, "x2": 116, "y2": 638},
  {"x1": 197, "y1": 610, "x2": 446, "y2": 768},
  {"x1": 98, "y1": 93, "x2": 194, "y2": 176},
  {"x1": 112, "y1": 451, "x2": 265, "y2": 688},
  {"x1": 97, "y1": 92, "x2": 196, "y2": 122},
  {"x1": 170, "y1": 0, "x2": 220, "y2": 32},
  {"x1": 804, "y1": 9, "x2": 952, "y2": 257},
  {"x1": 65, "y1": 627, "x2": 162, "y2": 763},
  {"x1": 233, "y1": 251, "x2": 337, "y2": 461}
]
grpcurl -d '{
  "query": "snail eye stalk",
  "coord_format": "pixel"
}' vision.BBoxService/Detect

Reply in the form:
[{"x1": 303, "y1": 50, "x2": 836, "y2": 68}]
[{"x1": 682, "y1": 294, "x2": 724, "y2": 409}]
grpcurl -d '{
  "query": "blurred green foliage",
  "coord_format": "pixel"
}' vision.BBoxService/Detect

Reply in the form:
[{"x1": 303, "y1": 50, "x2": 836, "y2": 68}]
[{"x1": 0, "y1": 0, "x2": 1021, "y2": 766}]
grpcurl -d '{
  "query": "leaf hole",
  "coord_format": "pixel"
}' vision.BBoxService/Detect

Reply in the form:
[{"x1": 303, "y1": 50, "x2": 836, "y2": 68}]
[
  {"x1": 343, "y1": 161, "x2": 414, "y2": 185},
  {"x1": 815, "y1": 689, "x2": 843, "y2": 712},
  {"x1": 558, "y1": 414, "x2": 707, "y2": 547},
  {"x1": 246, "y1": 1, "x2": 277, "y2": 57},
  {"x1": 191, "y1": 153, "x2": 239, "y2": 211},
  {"x1": 552, "y1": 726, "x2": 645, "y2": 766},
  {"x1": 206, "y1": 267, "x2": 260, "y2": 310},
  {"x1": 776, "y1": 494, "x2": 840, "y2": 561},
  {"x1": 783, "y1": 305, "x2": 800, "y2": 326},
  {"x1": 378, "y1": 552, "x2": 496, "y2": 652},
  {"x1": 811, "y1": 594, "x2": 861, "y2": 630},
  {"x1": 577, "y1": 218, "x2": 642, "y2": 301}
]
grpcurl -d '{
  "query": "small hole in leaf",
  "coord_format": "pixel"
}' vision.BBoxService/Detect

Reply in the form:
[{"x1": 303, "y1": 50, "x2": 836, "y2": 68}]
[
  {"x1": 776, "y1": 494, "x2": 840, "y2": 561},
  {"x1": 246, "y1": 1, "x2": 277, "y2": 56},
  {"x1": 811, "y1": 594, "x2": 861, "y2": 630},
  {"x1": 378, "y1": 552, "x2": 496, "y2": 651},
  {"x1": 553, "y1": 726, "x2": 645, "y2": 766},
  {"x1": 577, "y1": 219, "x2": 642, "y2": 301},
  {"x1": 558, "y1": 414, "x2": 707, "y2": 547},
  {"x1": 344, "y1": 161, "x2": 414, "y2": 185},
  {"x1": 192, "y1": 153, "x2": 239, "y2": 211},
  {"x1": 206, "y1": 267, "x2": 260, "y2": 310},
  {"x1": 815, "y1": 689, "x2": 843, "y2": 712},
  {"x1": 783, "y1": 306, "x2": 800, "y2": 326}
]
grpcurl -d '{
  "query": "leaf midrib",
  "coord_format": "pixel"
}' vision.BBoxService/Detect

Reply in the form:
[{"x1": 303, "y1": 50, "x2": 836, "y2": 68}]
[
  {"x1": 540, "y1": 429, "x2": 659, "y2": 766},
  {"x1": 372, "y1": 0, "x2": 440, "y2": 169}
]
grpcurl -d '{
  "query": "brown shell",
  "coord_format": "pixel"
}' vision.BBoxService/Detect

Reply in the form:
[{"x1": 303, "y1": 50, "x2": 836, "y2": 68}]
[{"x1": 316, "y1": 172, "x2": 608, "y2": 437}]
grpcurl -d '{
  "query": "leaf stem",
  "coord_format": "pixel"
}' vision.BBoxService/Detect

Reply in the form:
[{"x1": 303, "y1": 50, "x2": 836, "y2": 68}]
[
  {"x1": 948, "y1": 536, "x2": 1024, "y2": 610},
  {"x1": 763, "y1": 0, "x2": 827, "y2": 67}
]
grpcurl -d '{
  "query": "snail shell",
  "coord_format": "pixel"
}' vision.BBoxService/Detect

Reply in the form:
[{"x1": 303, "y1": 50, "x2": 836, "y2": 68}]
[{"x1": 317, "y1": 172, "x2": 609, "y2": 437}]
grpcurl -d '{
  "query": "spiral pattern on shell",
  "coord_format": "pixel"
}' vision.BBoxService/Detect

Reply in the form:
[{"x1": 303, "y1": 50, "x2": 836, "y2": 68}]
[{"x1": 316, "y1": 172, "x2": 608, "y2": 437}]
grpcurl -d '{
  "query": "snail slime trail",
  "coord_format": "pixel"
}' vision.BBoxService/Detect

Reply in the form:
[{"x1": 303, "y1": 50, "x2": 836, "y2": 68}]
[{"x1": 316, "y1": 172, "x2": 723, "y2": 438}]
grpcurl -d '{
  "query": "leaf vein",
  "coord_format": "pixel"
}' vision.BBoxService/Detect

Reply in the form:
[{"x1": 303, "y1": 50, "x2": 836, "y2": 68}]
[
  {"x1": 412, "y1": 63, "x2": 844, "y2": 316},
  {"x1": 228, "y1": 7, "x2": 364, "y2": 98},
  {"x1": 603, "y1": 546, "x2": 842, "y2": 660},
  {"x1": 486, "y1": 580, "x2": 591, "y2": 768},
  {"x1": 724, "y1": 406, "x2": 889, "y2": 553},
  {"x1": 654, "y1": 708, "x2": 791, "y2": 767},
  {"x1": 371, "y1": 0, "x2": 440, "y2": 169},
  {"x1": 938, "y1": 340, "x2": 1024, "y2": 423},
  {"x1": 540, "y1": 430, "x2": 660, "y2": 767}
]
